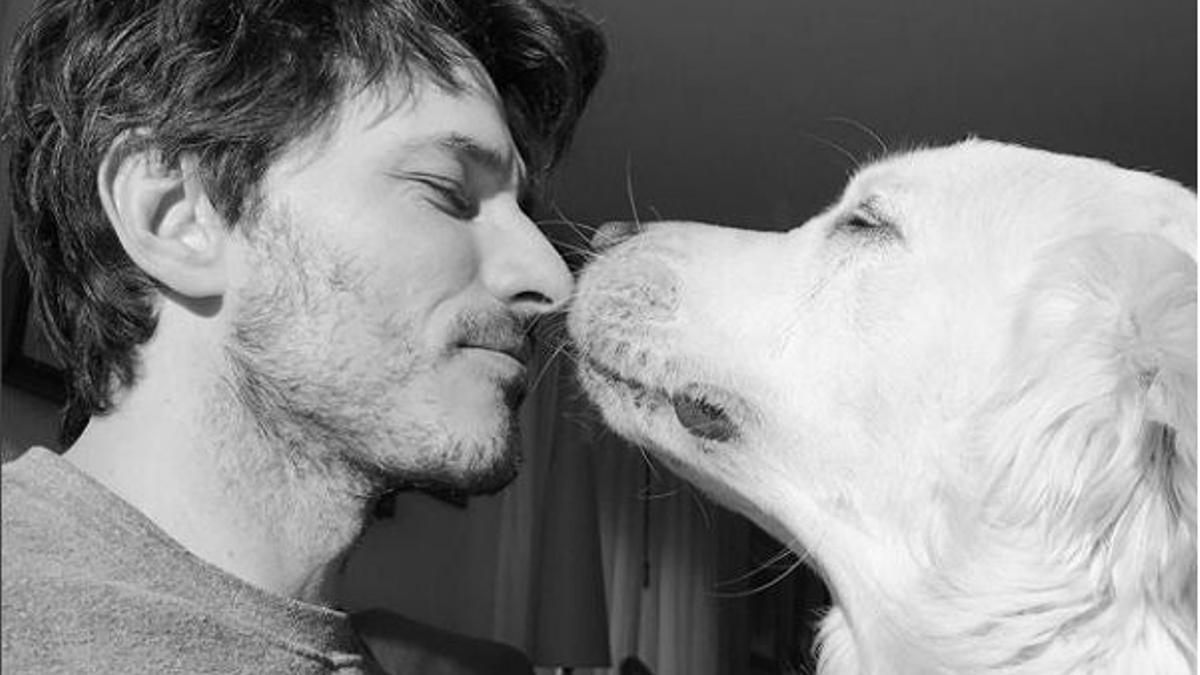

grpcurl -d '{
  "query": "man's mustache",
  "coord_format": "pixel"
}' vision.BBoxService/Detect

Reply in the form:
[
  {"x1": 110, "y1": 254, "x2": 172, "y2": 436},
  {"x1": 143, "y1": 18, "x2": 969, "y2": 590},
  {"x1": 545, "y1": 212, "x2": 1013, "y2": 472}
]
[{"x1": 451, "y1": 311, "x2": 535, "y2": 366}]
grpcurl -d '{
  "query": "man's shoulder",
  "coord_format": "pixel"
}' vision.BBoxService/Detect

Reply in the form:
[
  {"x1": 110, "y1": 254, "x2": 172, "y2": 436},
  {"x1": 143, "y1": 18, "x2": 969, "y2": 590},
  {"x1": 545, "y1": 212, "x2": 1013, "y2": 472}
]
[
  {"x1": 1, "y1": 451, "x2": 262, "y2": 673},
  {"x1": 3, "y1": 571, "x2": 195, "y2": 672},
  {"x1": 3, "y1": 459, "x2": 78, "y2": 573},
  {"x1": 3, "y1": 569, "x2": 185, "y2": 644},
  {"x1": 1, "y1": 556, "x2": 215, "y2": 648},
  {"x1": 1, "y1": 572, "x2": 355, "y2": 675},
  {"x1": 2, "y1": 452, "x2": 110, "y2": 577},
  {"x1": 2, "y1": 447, "x2": 169, "y2": 576}
]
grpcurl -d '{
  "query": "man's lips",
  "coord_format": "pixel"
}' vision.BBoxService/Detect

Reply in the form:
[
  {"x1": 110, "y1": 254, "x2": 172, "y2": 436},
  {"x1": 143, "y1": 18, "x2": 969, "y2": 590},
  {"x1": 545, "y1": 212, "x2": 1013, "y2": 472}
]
[{"x1": 453, "y1": 312, "x2": 534, "y2": 368}]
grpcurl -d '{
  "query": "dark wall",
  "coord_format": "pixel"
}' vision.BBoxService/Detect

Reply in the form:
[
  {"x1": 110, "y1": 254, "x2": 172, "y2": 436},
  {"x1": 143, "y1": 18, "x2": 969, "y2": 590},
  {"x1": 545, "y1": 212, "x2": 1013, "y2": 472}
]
[{"x1": 555, "y1": 0, "x2": 1196, "y2": 233}]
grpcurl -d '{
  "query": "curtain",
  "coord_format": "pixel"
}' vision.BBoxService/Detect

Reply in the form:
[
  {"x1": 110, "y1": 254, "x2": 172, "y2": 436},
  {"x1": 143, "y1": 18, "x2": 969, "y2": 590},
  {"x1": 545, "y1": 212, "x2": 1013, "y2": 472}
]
[
  {"x1": 490, "y1": 347, "x2": 563, "y2": 649},
  {"x1": 590, "y1": 431, "x2": 721, "y2": 675},
  {"x1": 491, "y1": 349, "x2": 721, "y2": 675}
]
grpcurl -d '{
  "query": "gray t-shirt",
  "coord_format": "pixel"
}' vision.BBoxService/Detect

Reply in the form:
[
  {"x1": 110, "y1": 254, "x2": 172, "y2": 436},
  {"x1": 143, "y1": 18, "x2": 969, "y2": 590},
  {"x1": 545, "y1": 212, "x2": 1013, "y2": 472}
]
[{"x1": 2, "y1": 447, "x2": 386, "y2": 674}]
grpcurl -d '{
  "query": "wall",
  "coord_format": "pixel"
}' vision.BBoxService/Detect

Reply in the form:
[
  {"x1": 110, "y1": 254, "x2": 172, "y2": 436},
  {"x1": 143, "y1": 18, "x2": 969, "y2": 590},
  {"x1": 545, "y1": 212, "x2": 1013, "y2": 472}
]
[
  {"x1": 1, "y1": 0, "x2": 57, "y2": 453},
  {"x1": 555, "y1": 0, "x2": 1195, "y2": 233}
]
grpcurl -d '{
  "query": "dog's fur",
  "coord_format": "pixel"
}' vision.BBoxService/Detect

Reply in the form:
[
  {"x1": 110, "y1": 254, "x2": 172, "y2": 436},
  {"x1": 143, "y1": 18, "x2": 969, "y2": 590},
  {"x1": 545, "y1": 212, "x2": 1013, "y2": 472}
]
[{"x1": 567, "y1": 140, "x2": 1197, "y2": 674}]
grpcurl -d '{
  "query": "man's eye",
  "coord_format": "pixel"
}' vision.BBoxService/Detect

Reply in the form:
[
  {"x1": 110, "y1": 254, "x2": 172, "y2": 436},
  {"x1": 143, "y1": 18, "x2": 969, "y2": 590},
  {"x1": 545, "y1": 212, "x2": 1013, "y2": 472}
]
[{"x1": 421, "y1": 179, "x2": 478, "y2": 219}]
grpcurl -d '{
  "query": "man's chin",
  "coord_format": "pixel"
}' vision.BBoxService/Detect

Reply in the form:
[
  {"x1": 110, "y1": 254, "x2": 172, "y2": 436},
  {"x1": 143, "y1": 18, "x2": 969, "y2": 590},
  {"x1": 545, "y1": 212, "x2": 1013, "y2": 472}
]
[
  {"x1": 394, "y1": 457, "x2": 521, "y2": 501},
  {"x1": 456, "y1": 421, "x2": 524, "y2": 496},
  {"x1": 383, "y1": 419, "x2": 524, "y2": 498},
  {"x1": 420, "y1": 458, "x2": 521, "y2": 498},
  {"x1": 447, "y1": 380, "x2": 527, "y2": 496}
]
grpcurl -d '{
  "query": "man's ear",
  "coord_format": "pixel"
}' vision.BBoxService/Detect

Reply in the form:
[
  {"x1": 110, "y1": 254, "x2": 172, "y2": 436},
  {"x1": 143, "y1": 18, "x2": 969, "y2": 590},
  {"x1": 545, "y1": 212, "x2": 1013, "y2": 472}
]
[{"x1": 98, "y1": 132, "x2": 229, "y2": 298}]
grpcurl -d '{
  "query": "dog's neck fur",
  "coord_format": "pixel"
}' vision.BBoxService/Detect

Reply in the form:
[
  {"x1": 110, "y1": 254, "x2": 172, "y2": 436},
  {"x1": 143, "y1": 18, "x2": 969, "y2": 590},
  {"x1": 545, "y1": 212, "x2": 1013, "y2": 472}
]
[
  {"x1": 812, "y1": 493, "x2": 1195, "y2": 674},
  {"x1": 809, "y1": 293, "x2": 1196, "y2": 674}
]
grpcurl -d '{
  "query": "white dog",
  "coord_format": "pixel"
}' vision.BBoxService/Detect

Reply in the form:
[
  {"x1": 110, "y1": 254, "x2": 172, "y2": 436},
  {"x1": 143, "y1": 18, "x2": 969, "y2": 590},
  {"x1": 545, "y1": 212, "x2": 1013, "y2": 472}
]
[{"x1": 567, "y1": 140, "x2": 1196, "y2": 674}]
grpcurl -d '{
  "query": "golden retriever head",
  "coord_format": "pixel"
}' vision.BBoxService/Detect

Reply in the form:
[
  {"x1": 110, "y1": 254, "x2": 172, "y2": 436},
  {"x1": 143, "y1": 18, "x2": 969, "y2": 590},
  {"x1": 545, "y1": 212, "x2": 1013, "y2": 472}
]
[{"x1": 568, "y1": 140, "x2": 1196, "y2": 672}]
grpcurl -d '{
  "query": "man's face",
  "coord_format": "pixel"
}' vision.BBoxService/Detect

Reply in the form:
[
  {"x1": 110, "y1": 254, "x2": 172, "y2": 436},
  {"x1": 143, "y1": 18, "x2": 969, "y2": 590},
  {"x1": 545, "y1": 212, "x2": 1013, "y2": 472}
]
[{"x1": 221, "y1": 70, "x2": 572, "y2": 496}]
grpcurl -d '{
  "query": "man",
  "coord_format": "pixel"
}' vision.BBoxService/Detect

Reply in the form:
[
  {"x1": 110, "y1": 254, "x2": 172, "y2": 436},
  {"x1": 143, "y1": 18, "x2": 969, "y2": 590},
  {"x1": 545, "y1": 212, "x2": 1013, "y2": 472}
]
[{"x1": 1, "y1": 0, "x2": 604, "y2": 672}]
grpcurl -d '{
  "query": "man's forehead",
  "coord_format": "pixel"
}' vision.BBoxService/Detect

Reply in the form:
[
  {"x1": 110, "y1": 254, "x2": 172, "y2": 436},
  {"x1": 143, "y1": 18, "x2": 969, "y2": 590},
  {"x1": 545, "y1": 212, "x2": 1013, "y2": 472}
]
[{"x1": 277, "y1": 70, "x2": 522, "y2": 176}]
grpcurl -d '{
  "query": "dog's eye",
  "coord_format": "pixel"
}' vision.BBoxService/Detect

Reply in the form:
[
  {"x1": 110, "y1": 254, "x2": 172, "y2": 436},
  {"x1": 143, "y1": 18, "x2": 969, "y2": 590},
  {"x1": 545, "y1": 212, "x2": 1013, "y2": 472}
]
[
  {"x1": 842, "y1": 212, "x2": 885, "y2": 232},
  {"x1": 836, "y1": 207, "x2": 900, "y2": 244},
  {"x1": 845, "y1": 214, "x2": 878, "y2": 229}
]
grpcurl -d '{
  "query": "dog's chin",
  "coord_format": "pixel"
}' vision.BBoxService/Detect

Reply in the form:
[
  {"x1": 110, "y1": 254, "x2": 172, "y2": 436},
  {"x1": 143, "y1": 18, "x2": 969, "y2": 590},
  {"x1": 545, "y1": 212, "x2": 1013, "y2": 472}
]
[
  {"x1": 580, "y1": 357, "x2": 669, "y2": 412},
  {"x1": 578, "y1": 355, "x2": 749, "y2": 470},
  {"x1": 578, "y1": 356, "x2": 672, "y2": 446},
  {"x1": 580, "y1": 355, "x2": 797, "y2": 539}
]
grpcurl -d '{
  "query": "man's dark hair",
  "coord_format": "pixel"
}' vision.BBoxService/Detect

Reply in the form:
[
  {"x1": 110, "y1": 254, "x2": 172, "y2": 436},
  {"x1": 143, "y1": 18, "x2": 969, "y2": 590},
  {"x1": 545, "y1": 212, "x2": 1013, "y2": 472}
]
[{"x1": 3, "y1": 0, "x2": 606, "y2": 445}]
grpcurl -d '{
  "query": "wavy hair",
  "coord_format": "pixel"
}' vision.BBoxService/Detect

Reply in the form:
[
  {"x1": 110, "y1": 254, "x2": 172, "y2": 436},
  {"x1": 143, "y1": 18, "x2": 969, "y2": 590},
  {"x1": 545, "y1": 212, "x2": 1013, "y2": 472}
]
[{"x1": 3, "y1": 0, "x2": 606, "y2": 444}]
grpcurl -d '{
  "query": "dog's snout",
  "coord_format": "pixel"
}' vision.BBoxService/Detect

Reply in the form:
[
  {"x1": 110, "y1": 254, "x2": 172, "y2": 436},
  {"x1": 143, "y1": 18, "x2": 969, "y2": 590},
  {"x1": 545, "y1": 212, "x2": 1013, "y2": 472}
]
[{"x1": 591, "y1": 220, "x2": 643, "y2": 252}]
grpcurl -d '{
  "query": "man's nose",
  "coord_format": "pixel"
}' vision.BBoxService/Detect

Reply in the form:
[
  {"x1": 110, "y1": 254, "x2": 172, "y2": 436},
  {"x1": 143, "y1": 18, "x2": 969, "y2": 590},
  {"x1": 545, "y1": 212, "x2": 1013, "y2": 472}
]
[
  {"x1": 590, "y1": 220, "x2": 643, "y2": 252},
  {"x1": 481, "y1": 213, "x2": 574, "y2": 314}
]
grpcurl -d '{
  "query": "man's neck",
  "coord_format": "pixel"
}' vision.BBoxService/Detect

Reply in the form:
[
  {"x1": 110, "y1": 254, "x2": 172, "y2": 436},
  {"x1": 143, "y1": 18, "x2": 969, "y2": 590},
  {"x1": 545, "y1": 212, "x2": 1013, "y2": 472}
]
[{"x1": 64, "y1": 376, "x2": 371, "y2": 606}]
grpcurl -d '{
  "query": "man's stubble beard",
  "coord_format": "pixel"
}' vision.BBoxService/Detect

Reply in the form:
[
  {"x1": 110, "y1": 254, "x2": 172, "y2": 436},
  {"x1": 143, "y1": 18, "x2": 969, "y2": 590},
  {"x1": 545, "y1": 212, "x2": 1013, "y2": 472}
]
[
  {"x1": 215, "y1": 206, "x2": 525, "y2": 504},
  {"x1": 220, "y1": 347, "x2": 525, "y2": 499}
]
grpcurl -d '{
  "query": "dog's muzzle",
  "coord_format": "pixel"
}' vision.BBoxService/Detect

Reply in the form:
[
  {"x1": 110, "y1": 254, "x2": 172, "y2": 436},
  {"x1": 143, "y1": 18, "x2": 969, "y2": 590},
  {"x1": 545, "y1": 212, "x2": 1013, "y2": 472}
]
[{"x1": 586, "y1": 354, "x2": 746, "y2": 445}]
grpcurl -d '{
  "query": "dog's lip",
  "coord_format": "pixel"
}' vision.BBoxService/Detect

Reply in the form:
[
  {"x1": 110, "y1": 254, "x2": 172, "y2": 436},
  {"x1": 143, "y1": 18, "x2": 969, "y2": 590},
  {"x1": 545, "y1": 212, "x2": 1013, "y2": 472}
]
[
  {"x1": 461, "y1": 338, "x2": 532, "y2": 366},
  {"x1": 670, "y1": 384, "x2": 741, "y2": 443},
  {"x1": 582, "y1": 356, "x2": 658, "y2": 395},
  {"x1": 582, "y1": 355, "x2": 749, "y2": 444}
]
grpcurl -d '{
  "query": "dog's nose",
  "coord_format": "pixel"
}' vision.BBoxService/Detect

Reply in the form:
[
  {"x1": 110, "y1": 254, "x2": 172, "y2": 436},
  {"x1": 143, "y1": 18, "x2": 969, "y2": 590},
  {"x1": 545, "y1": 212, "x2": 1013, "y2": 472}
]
[{"x1": 590, "y1": 220, "x2": 643, "y2": 252}]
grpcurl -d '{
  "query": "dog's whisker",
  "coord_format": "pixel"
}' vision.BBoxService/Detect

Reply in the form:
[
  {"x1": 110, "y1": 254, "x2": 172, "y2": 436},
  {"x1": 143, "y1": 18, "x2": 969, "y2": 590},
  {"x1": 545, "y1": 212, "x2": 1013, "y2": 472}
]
[
  {"x1": 536, "y1": 215, "x2": 596, "y2": 230},
  {"x1": 710, "y1": 553, "x2": 805, "y2": 599},
  {"x1": 542, "y1": 206, "x2": 604, "y2": 267},
  {"x1": 539, "y1": 330, "x2": 573, "y2": 360},
  {"x1": 542, "y1": 213, "x2": 600, "y2": 230},
  {"x1": 550, "y1": 341, "x2": 581, "y2": 366},
  {"x1": 546, "y1": 203, "x2": 599, "y2": 234},
  {"x1": 542, "y1": 335, "x2": 582, "y2": 371},
  {"x1": 639, "y1": 486, "x2": 679, "y2": 501},
  {"x1": 825, "y1": 115, "x2": 889, "y2": 160},
  {"x1": 544, "y1": 227, "x2": 600, "y2": 254},
  {"x1": 686, "y1": 484, "x2": 714, "y2": 530},
  {"x1": 541, "y1": 218, "x2": 601, "y2": 244},
  {"x1": 634, "y1": 444, "x2": 664, "y2": 482},
  {"x1": 554, "y1": 245, "x2": 601, "y2": 262},
  {"x1": 715, "y1": 539, "x2": 799, "y2": 588},
  {"x1": 529, "y1": 342, "x2": 569, "y2": 393},
  {"x1": 799, "y1": 130, "x2": 861, "y2": 174},
  {"x1": 625, "y1": 153, "x2": 642, "y2": 228},
  {"x1": 556, "y1": 238, "x2": 601, "y2": 255}
]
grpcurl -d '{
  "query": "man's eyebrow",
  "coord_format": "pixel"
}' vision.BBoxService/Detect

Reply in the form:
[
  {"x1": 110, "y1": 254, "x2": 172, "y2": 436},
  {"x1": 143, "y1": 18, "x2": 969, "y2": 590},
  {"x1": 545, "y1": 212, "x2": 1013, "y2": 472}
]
[
  {"x1": 435, "y1": 133, "x2": 510, "y2": 169},
  {"x1": 409, "y1": 132, "x2": 530, "y2": 197}
]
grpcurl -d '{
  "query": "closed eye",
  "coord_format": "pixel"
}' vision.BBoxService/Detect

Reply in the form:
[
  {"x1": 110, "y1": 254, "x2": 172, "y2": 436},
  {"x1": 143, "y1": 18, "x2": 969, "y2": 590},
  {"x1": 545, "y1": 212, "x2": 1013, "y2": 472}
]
[
  {"x1": 843, "y1": 212, "x2": 884, "y2": 231},
  {"x1": 412, "y1": 175, "x2": 479, "y2": 219},
  {"x1": 835, "y1": 200, "x2": 902, "y2": 243}
]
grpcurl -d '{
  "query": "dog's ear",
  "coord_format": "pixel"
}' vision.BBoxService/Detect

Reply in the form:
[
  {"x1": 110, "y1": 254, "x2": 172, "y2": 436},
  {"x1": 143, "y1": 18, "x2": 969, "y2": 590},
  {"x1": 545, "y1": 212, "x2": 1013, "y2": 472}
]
[
  {"x1": 1141, "y1": 181, "x2": 1197, "y2": 261},
  {"x1": 981, "y1": 229, "x2": 1195, "y2": 606}
]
